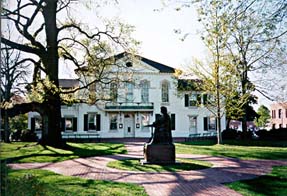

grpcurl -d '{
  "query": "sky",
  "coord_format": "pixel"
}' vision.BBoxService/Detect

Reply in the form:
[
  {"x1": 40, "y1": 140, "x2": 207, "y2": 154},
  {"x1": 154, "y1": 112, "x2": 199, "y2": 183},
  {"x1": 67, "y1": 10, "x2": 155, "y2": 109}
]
[
  {"x1": 66, "y1": 0, "x2": 205, "y2": 70},
  {"x1": 65, "y1": 0, "x2": 274, "y2": 108},
  {"x1": 4, "y1": 0, "x2": 278, "y2": 108}
]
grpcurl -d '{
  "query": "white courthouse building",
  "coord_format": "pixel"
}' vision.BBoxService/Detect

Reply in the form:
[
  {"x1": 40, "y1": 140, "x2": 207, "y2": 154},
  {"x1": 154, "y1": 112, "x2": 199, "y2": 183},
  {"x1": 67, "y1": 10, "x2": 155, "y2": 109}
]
[{"x1": 28, "y1": 53, "x2": 225, "y2": 139}]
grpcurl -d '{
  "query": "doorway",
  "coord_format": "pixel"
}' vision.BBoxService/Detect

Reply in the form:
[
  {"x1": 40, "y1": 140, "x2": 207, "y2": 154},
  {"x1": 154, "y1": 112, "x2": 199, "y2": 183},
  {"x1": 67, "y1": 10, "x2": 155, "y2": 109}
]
[{"x1": 124, "y1": 114, "x2": 135, "y2": 137}]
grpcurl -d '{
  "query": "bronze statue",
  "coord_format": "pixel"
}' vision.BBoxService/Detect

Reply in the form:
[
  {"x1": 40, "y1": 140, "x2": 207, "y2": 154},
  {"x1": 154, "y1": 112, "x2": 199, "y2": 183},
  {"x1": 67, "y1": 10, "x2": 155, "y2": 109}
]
[
  {"x1": 147, "y1": 106, "x2": 172, "y2": 144},
  {"x1": 143, "y1": 106, "x2": 175, "y2": 164}
]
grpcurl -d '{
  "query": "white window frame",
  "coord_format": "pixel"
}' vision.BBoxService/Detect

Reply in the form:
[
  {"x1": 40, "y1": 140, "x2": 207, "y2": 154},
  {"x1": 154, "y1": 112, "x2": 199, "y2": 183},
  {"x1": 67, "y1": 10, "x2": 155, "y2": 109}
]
[{"x1": 161, "y1": 81, "x2": 169, "y2": 103}]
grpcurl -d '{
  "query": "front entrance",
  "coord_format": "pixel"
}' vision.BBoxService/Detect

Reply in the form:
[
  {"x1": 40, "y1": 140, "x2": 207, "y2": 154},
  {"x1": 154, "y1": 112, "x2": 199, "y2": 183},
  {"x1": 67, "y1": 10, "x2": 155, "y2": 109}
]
[{"x1": 124, "y1": 114, "x2": 135, "y2": 137}]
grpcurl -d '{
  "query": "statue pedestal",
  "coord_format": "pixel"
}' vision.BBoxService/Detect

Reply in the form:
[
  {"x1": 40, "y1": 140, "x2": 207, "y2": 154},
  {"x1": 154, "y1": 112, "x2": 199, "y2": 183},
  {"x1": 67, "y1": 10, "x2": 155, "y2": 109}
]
[{"x1": 142, "y1": 143, "x2": 175, "y2": 164}]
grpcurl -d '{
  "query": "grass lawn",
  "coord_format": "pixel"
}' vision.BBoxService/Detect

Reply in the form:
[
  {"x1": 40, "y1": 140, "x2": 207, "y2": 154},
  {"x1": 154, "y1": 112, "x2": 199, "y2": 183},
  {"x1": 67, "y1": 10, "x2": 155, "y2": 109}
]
[
  {"x1": 227, "y1": 166, "x2": 287, "y2": 196},
  {"x1": 176, "y1": 140, "x2": 287, "y2": 160},
  {"x1": 1, "y1": 166, "x2": 147, "y2": 196},
  {"x1": 0, "y1": 142, "x2": 127, "y2": 163},
  {"x1": 107, "y1": 158, "x2": 212, "y2": 172}
]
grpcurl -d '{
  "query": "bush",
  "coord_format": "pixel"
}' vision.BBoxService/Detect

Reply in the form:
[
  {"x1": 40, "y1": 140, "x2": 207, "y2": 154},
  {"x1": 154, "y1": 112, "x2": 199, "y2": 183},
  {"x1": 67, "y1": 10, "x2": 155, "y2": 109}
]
[
  {"x1": 256, "y1": 129, "x2": 269, "y2": 140},
  {"x1": 269, "y1": 128, "x2": 287, "y2": 140},
  {"x1": 255, "y1": 128, "x2": 287, "y2": 140},
  {"x1": 222, "y1": 129, "x2": 239, "y2": 140},
  {"x1": 10, "y1": 129, "x2": 22, "y2": 141},
  {"x1": 20, "y1": 129, "x2": 38, "y2": 142}
]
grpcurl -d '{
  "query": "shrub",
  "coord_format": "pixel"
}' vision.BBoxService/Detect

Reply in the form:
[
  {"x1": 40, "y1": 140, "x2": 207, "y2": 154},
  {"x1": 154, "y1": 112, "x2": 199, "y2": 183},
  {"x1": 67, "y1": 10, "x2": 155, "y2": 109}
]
[
  {"x1": 10, "y1": 129, "x2": 22, "y2": 141},
  {"x1": 222, "y1": 129, "x2": 239, "y2": 140},
  {"x1": 256, "y1": 129, "x2": 269, "y2": 140},
  {"x1": 269, "y1": 128, "x2": 287, "y2": 140},
  {"x1": 20, "y1": 129, "x2": 38, "y2": 142}
]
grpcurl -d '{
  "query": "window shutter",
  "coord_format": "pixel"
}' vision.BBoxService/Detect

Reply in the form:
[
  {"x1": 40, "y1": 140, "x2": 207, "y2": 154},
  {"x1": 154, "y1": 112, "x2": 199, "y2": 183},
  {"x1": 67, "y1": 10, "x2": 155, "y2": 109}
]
[
  {"x1": 31, "y1": 118, "x2": 35, "y2": 132},
  {"x1": 171, "y1": 114, "x2": 175, "y2": 130},
  {"x1": 184, "y1": 94, "x2": 189, "y2": 107},
  {"x1": 204, "y1": 117, "x2": 208, "y2": 131},
  {"x1": 203, "y1": 94, "x2": 207, "y2": 105},
  {"x1": 73, "y1": 118, "x2": 77, "y2": 132},
  {"x1": 84, "y1": 114, "x2": 88, "y2": 131},
  {"x1": 197, "y1": 94, "x2": 201, "y2": 105},
  {"x1": 61, "y1": 118, "x2": 65, "y2": 132},
  {"x1": 155, "y1": 114, "x2": 161, "y2": 121},
  {"x1": 96, "y1": 114, "x2": 101, "y2": 131}
]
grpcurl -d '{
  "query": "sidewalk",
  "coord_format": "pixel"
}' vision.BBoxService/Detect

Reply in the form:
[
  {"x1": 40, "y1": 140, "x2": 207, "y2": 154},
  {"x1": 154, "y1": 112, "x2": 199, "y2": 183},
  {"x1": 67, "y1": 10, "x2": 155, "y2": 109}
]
[{"x1": 9, "y1": 142, "x2": 287, "y2": 196}]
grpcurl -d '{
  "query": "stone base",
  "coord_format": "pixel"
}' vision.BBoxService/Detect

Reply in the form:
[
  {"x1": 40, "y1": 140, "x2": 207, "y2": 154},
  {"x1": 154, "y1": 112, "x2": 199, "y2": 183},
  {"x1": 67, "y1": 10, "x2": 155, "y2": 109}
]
[{"x1": 143, "y1": 143, "x2": 175, "y2": 164}]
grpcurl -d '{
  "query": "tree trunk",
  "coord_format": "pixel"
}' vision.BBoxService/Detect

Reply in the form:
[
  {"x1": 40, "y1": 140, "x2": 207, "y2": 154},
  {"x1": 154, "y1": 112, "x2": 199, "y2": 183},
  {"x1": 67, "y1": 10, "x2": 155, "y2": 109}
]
[
  {"x1": 216, "y1": 113, "x2": 222, "y2": 144},
  {"x1": 40, "y1": 99, "x2": 63, "y2": 147},
  {"x1": 241, "y1": 65, "x2": 249, "y2": 139},
  {"x1": 37, "y1": 0, "x2": 63, "y2": 147},
  {"x1": 4, "y1": 111, "x2": 11, "y2": 143}
]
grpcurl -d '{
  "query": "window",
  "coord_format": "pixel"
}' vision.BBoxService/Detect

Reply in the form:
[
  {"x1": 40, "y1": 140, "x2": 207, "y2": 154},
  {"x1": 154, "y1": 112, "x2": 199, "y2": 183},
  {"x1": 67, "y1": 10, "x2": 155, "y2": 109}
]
[
  {"x1": 125, "y1": 83, "x2": 134, "y2": 102},
  {"x1": 84, "y1": 114, "x2": 101, "y2": 131},
  {"x1": 141, "y1": 80, "x2": 149, "y2": 103},
  {"x1": 110, "y1": 83, "x2": 118, "y2": 102},
  {"x1": 141, "y1": 113, "x2": 150, "y2": 126},
  {"x1": 204, "y1": 117, "x2": 216, "y2": 131},
  {"x1": 110, "y1": 114, "x2": 118, "y2": 130},
  {"x1": 279, "y1": 109, "x2": 282, "y2": 119},
  {"x1": 31, "y1": 116, "x2": 42, "y2": 132},
  {"x1": 208, "y1": 117, "x2": 216, "y2": 130},
  {"x1": 141, "y1": 113, "x2": 150, "y2": 131},
  {"x1": 126, "y1": 62, "x2": 133, "y2": 67},
  {"x1": 161, "y1": 81, "x2": 169, "y2": 103},
  {"x1": 35, "y1": 117, "x2": 42, "y2": 131},
  {"x1": 65, "y1": 118, "x2": 73, "y2": 131},
  {"x1": 184, "y1": 94, "x2": 202, "y2": 107},
  {"x1": 89, "y1": 114, "x2": 97, "y2": 130},
  {"x1": 61, "y1": 117, "x2": 77, "y2": 132}
]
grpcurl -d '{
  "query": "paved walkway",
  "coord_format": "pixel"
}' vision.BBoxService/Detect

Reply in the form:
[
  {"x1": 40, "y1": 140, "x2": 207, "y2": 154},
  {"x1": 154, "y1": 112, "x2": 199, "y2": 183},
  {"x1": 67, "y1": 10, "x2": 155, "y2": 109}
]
[{"x1": 9, "y1": 142, "x2": 287, "y2": 196}]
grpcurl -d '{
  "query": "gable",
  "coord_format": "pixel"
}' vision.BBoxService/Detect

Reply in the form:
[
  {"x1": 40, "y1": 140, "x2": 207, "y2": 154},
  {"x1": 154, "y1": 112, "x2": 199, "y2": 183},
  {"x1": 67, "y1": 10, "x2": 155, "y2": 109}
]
[{"x1": 114, "y1": 52, "x2": 175, "y2": 73}]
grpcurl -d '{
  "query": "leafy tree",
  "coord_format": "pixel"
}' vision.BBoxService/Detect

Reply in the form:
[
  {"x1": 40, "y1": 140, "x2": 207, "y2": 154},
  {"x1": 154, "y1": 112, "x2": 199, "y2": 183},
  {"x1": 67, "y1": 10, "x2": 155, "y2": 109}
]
[
  {"x1": 255, "y1": 105, "x2": 271, "y2": 128},
  {"x1": 224, "y1": 0, "x2": 287, "y2": 135},
  {"x1": 1, "y1": 0, "x2": 137, "y2": 147},
  {"x1": 173, "y1": 0, "x2": 286, "y2": 138},
  {"x1": 186, "y1": 1, "x2": 250, "y2": 144}
]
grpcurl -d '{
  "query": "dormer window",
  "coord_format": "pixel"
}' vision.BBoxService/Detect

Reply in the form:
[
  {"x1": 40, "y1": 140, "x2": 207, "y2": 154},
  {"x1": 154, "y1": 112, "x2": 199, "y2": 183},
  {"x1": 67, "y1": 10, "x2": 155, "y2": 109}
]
[{"x1": 126, "y1": 62, "x2": 133, "y2": 67}]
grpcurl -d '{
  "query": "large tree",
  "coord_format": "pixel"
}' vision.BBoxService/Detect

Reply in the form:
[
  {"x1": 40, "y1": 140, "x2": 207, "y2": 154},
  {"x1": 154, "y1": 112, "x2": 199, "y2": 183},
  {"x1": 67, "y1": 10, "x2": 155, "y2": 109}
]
[
  {"x1": 173, "y1": 0, "x2": 287, "y2": 138},
  {"x1": 185, "y1": 1, "x2": 249, "y2": 144},
  {"x1": 224, "y1": 0, "x2": 287, "y2": 135},
  {"x1": 1, "y1": 0, "x2": 137, "y2": 146}
]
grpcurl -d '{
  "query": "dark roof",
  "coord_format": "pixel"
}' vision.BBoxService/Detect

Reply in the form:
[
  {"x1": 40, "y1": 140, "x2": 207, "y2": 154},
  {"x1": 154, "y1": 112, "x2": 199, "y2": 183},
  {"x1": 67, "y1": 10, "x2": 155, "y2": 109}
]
[
  {"x1": 178, "y1": 79, "x2": 202, "y2": 91},
  {"x1": 59, "y1": 79, "x2": 79, "y2": 88},
  {"x1": 114, "y1": 52, "x2": 175, "y2": 73}
]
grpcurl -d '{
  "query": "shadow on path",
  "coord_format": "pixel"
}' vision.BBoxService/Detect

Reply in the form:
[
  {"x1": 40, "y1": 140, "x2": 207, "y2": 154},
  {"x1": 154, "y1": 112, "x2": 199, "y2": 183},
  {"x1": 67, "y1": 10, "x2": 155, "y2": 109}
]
[{"x1": 8, "y1": 142, "x2": 287, "y2": 196}]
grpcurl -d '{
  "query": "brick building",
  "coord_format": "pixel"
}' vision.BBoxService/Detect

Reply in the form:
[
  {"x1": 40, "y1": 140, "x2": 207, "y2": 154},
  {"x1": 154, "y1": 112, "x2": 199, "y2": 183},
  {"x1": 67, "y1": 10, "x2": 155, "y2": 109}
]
[{"x1": 270, "y1": 102, "x2": 287, "y2": 129}]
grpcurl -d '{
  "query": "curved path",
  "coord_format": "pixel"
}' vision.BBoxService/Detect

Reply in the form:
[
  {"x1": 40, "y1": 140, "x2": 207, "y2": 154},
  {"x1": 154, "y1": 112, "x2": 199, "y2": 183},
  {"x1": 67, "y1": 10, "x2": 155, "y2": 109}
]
[{"x1": 9, "y1": 142, "x2": 287, "y2": 196}]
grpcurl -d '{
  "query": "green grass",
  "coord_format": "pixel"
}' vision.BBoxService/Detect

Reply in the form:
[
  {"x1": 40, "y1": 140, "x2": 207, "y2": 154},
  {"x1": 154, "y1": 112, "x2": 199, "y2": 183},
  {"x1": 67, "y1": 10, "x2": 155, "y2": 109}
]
[
  {"x1": 1, "y1": 164, "x2": 147, "y2": 196},
  {"x1": 176, "y1": 141, "x2": 287, "y2": 160},
  {"x1": 227, "y1": 166, "x2": 287, "y2": 196},
  {"x1": 107, "y1": 158, "x2": 212, "y2": 172},
  {"x1": 0, "y1": 142, "x2": 127, "y2": 163}
]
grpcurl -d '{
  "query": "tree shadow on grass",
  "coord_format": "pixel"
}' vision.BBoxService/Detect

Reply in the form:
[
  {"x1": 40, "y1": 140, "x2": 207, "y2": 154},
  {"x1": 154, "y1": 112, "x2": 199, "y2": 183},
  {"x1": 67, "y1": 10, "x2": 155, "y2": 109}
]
[{"x1": 4, "y1": 143, "x2": 127, "y2": 163}]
